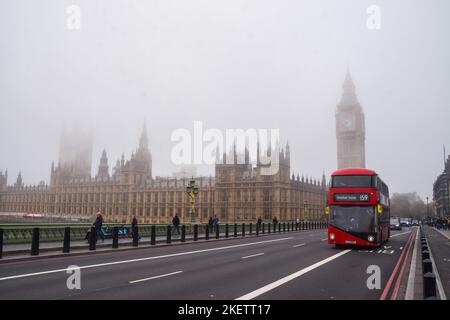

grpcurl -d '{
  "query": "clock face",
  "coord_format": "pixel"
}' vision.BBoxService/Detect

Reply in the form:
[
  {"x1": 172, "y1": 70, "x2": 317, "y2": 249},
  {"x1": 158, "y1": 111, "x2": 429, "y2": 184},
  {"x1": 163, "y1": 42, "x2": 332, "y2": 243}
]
[{"x1": 340, "y1": 117, "x2": 354, "y2": 130}]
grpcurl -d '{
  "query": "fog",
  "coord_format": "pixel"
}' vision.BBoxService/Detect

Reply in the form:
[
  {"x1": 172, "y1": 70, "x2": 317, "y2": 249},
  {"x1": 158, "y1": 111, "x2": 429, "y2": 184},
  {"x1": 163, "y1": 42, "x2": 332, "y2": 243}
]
[{"x1": 1, "y1": 0, "x2": 449, "y2": 200}]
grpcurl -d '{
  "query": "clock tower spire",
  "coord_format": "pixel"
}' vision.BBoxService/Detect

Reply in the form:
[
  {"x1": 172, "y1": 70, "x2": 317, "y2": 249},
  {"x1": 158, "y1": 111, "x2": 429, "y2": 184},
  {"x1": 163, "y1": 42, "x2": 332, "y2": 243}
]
[{"x1": 336, "y1": 69, "x2": 366, "y2": 169}]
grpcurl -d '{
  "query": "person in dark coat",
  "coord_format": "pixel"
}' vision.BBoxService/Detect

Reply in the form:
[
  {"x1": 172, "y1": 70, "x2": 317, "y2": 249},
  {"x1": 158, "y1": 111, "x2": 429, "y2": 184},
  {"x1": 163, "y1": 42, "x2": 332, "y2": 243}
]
[
  {"x1": 272, "y1": 216, "x2": 278, "y2": 227},
  {"x1": 131, "y1": 215, "x2": 140, "y2": 240},
  {"x1": 172, "y1": 213, "x2": 180, "y2": 235},
  {"x1": 94, "y1": 212, "x2": 104, "y2": 242},
  {"x1": 212, "y1": 215, "x2": 219, "y2": 233},
  {"x1": 208, "y1": 216, "x2": 213, "y2": 232}
]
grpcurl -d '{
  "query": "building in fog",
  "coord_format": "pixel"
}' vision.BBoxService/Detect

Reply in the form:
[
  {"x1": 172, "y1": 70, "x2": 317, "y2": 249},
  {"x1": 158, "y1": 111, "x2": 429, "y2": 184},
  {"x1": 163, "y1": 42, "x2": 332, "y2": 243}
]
[
  {"x1": 336, "y1": 70, "x2": 366, "y2": 169},
  {"x1": 433, "y1": 155, "x2": 450, "y2": 218},
  {"x1": 0, "y1": 124, "x2": 327, "y2": 223}
]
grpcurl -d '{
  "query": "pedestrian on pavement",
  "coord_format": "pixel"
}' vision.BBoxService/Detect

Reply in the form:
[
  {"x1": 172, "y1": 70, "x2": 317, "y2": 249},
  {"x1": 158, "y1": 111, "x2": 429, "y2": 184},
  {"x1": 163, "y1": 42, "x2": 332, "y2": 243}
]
[
  {"x1": 131, "y1": 215, "x2": 140, "y2": 240},
  {"x1": 212, "y1": 215, "x2": 219, "y2": 233},
  {"x1": 257, "y1": 217, "x2": 262, "y2": 232},
  {"x1": 273, "y1": 216, "x2": 278, "y2": 227},
  {"x1": 296, "y1": 218, "x2": 300, "y2": 229},
  {"x1": 94, "y1": 212, "x2": 104, "y2": 242},
  {"x1": 208, "y1": 216, "x2": 213, "y2": 232},
  {"x1": 172, "y1": 213, "x2": 180, "y2": 235}
]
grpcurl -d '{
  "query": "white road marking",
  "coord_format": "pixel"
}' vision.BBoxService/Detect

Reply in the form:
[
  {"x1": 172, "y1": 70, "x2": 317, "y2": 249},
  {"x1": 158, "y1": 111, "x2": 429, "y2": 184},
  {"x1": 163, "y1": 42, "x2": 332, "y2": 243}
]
[
  {"x1": 130, "y1": 271, "x2": 182, "y2": 284},
  {"x1": 241, "y1": 253, "x2": 264, "y2": 259},
  {"x1": 235, "y1": 249, "x2": 351, "y2": 300},
  {"x1": 292, "y1": 243, "x2": 306, "y2": 248},
  {"x1": 390, "y1": 231, "x2": 411, "y2": 238},
  {"x1": 321, "y1": 238, "x2": 328, "y2": 241},
  {"x1": 0, "y1": 237, "x2": 293, "y2": 282},
  {"x1": 426, "y1": 236, "x2": 448, "y2": 300}
]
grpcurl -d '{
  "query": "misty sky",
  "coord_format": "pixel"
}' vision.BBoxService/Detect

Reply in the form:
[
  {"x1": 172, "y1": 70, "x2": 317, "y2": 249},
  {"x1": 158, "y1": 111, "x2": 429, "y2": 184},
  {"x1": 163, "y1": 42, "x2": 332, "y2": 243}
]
[{"x1": 1, "y1": 0, "x2": 449, "y2": 200}]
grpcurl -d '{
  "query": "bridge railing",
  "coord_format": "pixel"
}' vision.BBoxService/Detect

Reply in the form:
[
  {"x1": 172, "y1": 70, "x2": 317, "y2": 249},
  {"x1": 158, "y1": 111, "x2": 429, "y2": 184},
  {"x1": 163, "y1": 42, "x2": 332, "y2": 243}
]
[{"x1": 0, "y1": 220, "x2": 328, "y2": 259}]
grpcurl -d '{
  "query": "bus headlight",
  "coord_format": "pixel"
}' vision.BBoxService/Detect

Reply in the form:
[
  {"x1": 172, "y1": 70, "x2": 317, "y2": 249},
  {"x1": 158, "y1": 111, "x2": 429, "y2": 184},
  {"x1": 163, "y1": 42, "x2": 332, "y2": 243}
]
[
  {"x1": 329, "y1": 233, "x2": 335, "y2": 240},
  {"x1": 368, "y1": 235, "x2": 375, "y2": 242}
]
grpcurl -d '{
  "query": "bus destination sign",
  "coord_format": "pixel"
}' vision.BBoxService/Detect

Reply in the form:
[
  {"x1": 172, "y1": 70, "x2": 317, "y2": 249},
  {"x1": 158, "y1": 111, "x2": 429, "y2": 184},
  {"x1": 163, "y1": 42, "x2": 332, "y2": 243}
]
[{"x1": 334, "y1": 193, "x2": 370, "y2": 202}]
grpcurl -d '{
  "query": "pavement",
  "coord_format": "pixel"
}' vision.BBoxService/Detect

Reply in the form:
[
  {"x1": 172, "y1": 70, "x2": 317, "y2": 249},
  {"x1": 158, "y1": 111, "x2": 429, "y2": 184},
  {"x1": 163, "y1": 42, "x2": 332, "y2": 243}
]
[
  {"x1": 0, "y1": 228, "x2": 419, "y2": 300},
  {"x1": 424, "y1": 226, "x2": 450, "y2": 299}
]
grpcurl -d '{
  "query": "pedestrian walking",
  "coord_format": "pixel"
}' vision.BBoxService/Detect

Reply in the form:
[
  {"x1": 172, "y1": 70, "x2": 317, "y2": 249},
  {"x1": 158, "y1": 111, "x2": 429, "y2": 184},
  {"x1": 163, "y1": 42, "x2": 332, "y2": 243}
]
[
  {"x1": 257, "y1": 217, "x2": 262, "y2": 232},
  {"x1": 212, "y1": 215, "x2": 219, "y2": 233},
  {"x1": 272, "y1": 216, "x2": 278, "y2": 227},
  {"x1": 131, "y1": 215, "x2": 140, "y2": 240},
  {"x1": 172, "y1": 213, "x2": 180, "y2": 235},
  {"x1": 208, "y1": 216, "x2": 213, "y2": 232},
  {"x1": 94, "y1": 212, "x2": 104, "y2": 242}
]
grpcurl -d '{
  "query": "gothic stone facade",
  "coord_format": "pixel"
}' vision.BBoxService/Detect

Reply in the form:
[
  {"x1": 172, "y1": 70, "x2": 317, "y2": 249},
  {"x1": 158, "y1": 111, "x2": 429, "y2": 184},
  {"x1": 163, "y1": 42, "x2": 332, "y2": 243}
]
[{"x1": 0, "y1": 127, "x2": 327, "y2": 224}]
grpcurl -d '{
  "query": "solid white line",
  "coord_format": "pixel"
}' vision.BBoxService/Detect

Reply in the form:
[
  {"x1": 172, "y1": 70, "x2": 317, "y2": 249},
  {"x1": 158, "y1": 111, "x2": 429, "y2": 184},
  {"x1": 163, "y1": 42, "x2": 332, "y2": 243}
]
[
  {"x1": 130, "y1": 271, "x2": 182, "y2": 284},
  {"x1": 405, "y1": 227, "x2": 419, "y2": 300},
  {"x1": 426, "y1": 236, "x2": 448, "y2": 300},
  {"x1": 292, "y1": 243, "x2": 306, "y2": 248},
  {"x1": 0, "y1": 237, "x2": 293, "y2": 282},
  {"x1": 235, "y1": 249, "x2": 351, "y2": 300},
  {"x1": 241, "y1": 253, "x2": 264, "y2": 259},
  {"x1": 321, "y1": 238, "x2": 328, "y2": 241},
  {"x1": 391, "y1": 231, "x2": 411, "y2": 238}
]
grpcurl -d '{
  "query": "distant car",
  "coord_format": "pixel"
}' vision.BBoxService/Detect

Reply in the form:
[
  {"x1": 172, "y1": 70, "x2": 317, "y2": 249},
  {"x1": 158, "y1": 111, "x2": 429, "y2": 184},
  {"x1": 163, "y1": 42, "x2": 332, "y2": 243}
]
[
  {"x1": 390, "y1": 218, "x2": 402, "y2": 230},
  {"x1": 400, "y1": 218, "x2": 411, "y2": 227}
]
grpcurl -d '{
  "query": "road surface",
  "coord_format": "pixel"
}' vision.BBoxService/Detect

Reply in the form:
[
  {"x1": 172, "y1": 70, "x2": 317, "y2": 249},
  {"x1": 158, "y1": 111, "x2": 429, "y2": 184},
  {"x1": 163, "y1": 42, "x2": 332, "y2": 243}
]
[{"x1": 0, "y1": 228, "x2": 414, "y2": 299}]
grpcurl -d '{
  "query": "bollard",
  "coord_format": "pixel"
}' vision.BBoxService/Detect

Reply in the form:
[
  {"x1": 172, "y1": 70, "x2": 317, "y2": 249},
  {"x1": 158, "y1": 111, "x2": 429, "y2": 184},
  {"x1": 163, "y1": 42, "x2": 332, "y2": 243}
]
[
  {"x1": 132, "y1": 226, "x2": 139, "y2": 247},
  {"x1": 112, "y1": 226, "x2": 119, "y2": 249},
  {"x1": 249, "y1": 223, "x2": 253, "y2": 235},
  {"x1": 216, "y1": 224, "x2": 220, "y2": 239},
  {"x1": 303, "y1": 221, "x2": 306, "y2": 230},
  {"x1": 167, "y1": 225, "x2": 172, "y2": 244},
  {"x1": 422, "y1": 250, "x2": 430, "y2": 260},
  {"x1": 181, "y1": 225, "x2": 186, "y2": 242},
  {"x1": 225, "y1": 224, "x2": 229, "y2": 238},
  {"x1": 422, "y1": 259, "x2": 432, "y2": 274},
  {"x1": 287, "y1": 222, "x2": 290, "y2": 232},
  {"x1": 256, "y1": 223, "x2": 259, "y2": 236},
  {"x1": 89, "y1": 227, "x2": 96, "y2": 251},
  {"x1": 150, "y1": 225, "x2": 156, "y2": 245},
  {"x1": 234, "y1": 223, "x2": 237, "y2": 238},
  {"x1": 278, "y1": 223, "x2": 281, "y2": 233},
  {"x1": 423, "y1": 272, "x2": 437, "y2": 299},
  {"x1": 205, "y1": 225, "x2": 210, "y2": 240},
  {"x1": 292, "y1": 222, "x2": 294, "y2": 231},
  {"x1": 63, "y1": 227, "x2": 71, "y2": 253},
  {"x1": 262, "y1": 223, "x2": 265, "y2": 234},
  {"x1": 283, "y1": 222, "x2": 286, "y2": 232},
  {"x1": 194, "y1": 224, "x2": 198, "y2": 241},
  {"x1": 268, "y1": 223, "x2": 271, "y2": 234},
  {"x1": 0, "y1": 228, "x2": 3, "y2": 259},
  {"x1": 242, "y1": 223, "x2": 246, "y2": 237}
]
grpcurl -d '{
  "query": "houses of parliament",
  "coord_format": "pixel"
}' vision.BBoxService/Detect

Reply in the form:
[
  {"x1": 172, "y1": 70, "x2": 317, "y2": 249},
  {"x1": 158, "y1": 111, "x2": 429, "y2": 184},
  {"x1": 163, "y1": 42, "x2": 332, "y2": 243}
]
[
  {"x1": 0, "y1": 71, "x2": 366, "y2": 224},
  {"x1": 0, "y1": 125, "x2": 327, "y2": 223}
]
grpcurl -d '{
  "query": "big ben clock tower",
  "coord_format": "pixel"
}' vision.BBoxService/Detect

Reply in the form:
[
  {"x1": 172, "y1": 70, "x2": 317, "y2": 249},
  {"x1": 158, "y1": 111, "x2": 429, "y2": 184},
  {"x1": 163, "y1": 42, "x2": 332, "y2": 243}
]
[{"x1": 336, "y1": 70, "x2": 366, "y2": 169}]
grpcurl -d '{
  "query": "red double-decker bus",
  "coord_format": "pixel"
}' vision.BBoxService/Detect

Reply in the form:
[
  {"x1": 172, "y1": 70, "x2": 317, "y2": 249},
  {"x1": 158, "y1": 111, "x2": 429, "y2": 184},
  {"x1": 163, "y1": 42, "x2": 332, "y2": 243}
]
[{"x1": 327, "y1": 168, "x2": 390, "y2": 247}]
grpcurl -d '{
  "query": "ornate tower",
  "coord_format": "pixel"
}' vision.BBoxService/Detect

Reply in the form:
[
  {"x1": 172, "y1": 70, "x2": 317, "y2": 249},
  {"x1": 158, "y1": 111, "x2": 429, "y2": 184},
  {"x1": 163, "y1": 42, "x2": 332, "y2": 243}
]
[
  {"x1": 336, "y1": 70, "x2": 366, "y2": 169},
  {"x1": 97, "y1": 149, "x2": 110, "y2": 179}
]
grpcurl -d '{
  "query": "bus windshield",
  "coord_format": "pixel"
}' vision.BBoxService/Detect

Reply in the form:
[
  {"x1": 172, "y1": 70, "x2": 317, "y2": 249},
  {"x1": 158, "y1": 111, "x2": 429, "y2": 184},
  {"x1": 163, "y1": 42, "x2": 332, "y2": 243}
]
[
  {"x1": 332, "y1": 175, "x2": 374, "y2": 188},
  {"x1": 329, "y1": 206, "x2": 376, "y2": 233}
]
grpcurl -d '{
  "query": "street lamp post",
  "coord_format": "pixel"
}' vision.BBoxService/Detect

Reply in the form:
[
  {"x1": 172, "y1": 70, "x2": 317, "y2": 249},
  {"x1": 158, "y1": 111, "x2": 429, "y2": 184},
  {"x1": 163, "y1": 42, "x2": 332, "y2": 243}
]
[
  {"x1": 303, "y1": 200, "x2": 309, "y2": 221},
  {"x1": 426, "y1": 196, "x2": 429, "y2": 219},
  {"x1": 186, "y1": 178, "x2": 199, "y2": 223}
]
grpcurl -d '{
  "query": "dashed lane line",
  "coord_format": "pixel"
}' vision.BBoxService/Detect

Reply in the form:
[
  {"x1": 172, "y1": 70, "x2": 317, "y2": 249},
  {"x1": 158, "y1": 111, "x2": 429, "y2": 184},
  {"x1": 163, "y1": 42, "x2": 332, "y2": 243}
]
[{"x1": 130, "y1": 271, "x2": 183, "y2": 284}]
